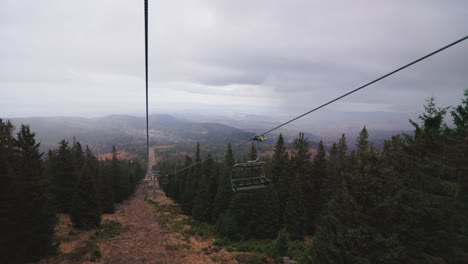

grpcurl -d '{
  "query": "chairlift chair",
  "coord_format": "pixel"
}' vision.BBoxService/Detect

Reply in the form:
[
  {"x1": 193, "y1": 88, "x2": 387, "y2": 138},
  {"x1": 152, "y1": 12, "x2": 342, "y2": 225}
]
[
  {"x1": 230, "y1": 135, "x2": 270, "y2": 192},
  {"x1": 159, "y1": 174, "x2": 169, "y2": 185}
]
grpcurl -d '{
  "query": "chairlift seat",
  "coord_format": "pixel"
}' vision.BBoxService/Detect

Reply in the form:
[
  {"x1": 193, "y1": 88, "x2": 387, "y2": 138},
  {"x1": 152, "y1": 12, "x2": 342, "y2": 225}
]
[
  {"x1": 160, "y1": 174, "x2": 169, "y2": 185},
  {"x1": 230, "y1": 162, "x2": 270, "y2": 192}
]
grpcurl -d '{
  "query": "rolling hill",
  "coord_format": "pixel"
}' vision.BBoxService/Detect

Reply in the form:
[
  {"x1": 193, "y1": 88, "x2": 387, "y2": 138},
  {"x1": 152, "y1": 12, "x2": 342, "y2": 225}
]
[{"x1": 7, "y1": 114, "x2": 256, "y2": 154}]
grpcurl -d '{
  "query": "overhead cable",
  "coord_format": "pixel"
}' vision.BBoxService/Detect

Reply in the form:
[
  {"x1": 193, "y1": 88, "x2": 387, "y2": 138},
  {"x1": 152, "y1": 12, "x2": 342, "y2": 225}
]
[{"x1": 164, "y1": 35, "x2": 468, "y2": 176}]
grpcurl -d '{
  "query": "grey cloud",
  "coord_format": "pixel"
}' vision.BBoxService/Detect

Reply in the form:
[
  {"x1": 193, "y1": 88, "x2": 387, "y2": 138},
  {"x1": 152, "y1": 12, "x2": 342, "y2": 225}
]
[{"x1": 1, "y1": 0, "x2": 467, "y2": 125}]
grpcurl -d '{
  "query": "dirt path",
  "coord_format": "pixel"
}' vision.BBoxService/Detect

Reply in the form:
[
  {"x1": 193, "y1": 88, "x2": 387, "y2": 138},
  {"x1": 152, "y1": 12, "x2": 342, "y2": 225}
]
[
  {"x1": 101, "y1": 184, "x2": 173, "y2": 264},
  {"x1": 102, "y1": 146, "x2": 235, "y2": 264},
  {"x1": 102, "y1": 147, "x2": 172, "y2": 263}
]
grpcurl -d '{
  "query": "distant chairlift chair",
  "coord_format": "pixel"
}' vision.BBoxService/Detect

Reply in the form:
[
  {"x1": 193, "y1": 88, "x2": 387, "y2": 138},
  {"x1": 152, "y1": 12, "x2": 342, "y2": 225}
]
[
  {"x1": 230, "y1": 135, "x2": 270, "y2": 192},
  {"x1": 159, "y1": 174, "x2": 169, "y2": 185}
]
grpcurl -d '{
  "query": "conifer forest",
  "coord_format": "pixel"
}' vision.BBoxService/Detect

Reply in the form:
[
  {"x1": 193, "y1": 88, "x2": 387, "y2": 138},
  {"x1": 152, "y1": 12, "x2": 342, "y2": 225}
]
[
  {"x1": 0, "y1": 126, "x2": 145, "y2": 263},
  {"x1": 158, "y1": 92, "x2": 468, "y2": 263},
  {"x1": 1, "y1": 91, "x2": 466, "y2": 263}
]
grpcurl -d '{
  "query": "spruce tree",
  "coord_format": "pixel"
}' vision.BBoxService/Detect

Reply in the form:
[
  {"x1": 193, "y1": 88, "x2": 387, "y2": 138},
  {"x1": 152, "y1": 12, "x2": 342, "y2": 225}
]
[
  {"x1": 337, "y1": 133, "x2": 348, "y2": 170},
  {"x1": 283, "y1": 174, "x2": 306, "y2": 240},
  {"x1": 290, "y1": 132, "x2": 312, "y2": 234},
  {"x1": 273, "y1": 228, "x2": 290, "y2": 258},
  {"x1": 50, "y1": 140, "x2": 76, "y2": 213},
  {"x1": 351, "y1": 127, "x2": 378, "y2": 174},
  {"x1": 307, "y1": 140, "x2": 328, "y2": 231},
  {"x1": 216, "y1": 210, "x2": 240, "y2": 240},
  {"x1": 182, "y1": 143, "x2": 202, "y2": 214},
  {"x1": 271, "y1": 134, "x2": 290, "y2": 223},
  {"x1": 322, "y1": 133, "x2": 348, "y2": 205},
  {"x1": 323, "y1": 142, "x2": 340, "y2": 206},
  {"x1": 291, "y1": 132, "x2": 311, "y2": 177},
  {"x1": 71, "y1": 139, "x2": 84, "y2": 175},
  {"x1": 0, "y1": 119, "x2": 15, "y2": 261},
  {"x1": 192, "y1": 154, "x2": 213, "y2": 222},
  {"x1": 396, "y1": 96, "x2": 467, "y2": 262},
  {"x1": 177, "y1": 156, "x2": 192, "y2": 202},
  {"x1": 212, "y1": 143, "x2": 235, "y2": 222},
  {"x1": 206, "y1": 154, "x2": 219, "y2": 208},
  {"x1": 451, "y1": 89, "x2": 468, "y2": 134},
  {"x1": 313, "y1": 168, "x2": 402, "y2": 263},
  {"x1": 111, "y1": 146, "x2": 124, "y2": 203},
  {"x1": 71, "y1": 157, "x2": 101, "y2": 229},
  {"x1": 251, "y1": 188, "x2": 281, "y2": 238},
  {"x1": 450, "y1": 89, "x2": 468, "y2": 221},
  {"x1": 98, "y1": 160, "x2": 115, "y2": 213},
  {"x1": 1, "y1": 124, "x2": 56, "y2": 262},
  {"x1": 172, "y1": 156, "x2": 191, "y2": 202}
]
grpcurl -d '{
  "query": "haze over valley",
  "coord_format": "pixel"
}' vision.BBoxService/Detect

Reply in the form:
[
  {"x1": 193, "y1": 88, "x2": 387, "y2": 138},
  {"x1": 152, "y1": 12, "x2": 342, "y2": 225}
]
[{"x1": 6, "y1": 111, "x2": 413, "y2": 156}]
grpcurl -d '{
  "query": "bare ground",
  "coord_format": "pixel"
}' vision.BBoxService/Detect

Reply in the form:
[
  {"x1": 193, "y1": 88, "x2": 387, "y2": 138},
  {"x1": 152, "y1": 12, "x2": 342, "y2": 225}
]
[
  {"x1": 103, "y1": 146, "x2": 236, "y2": 263},
  {"x1": 100, "y1": 181, "x2": 239, "y2": 264},
  {"x1": 101, "y1": 185, "x2": 174, "y2": 264}
]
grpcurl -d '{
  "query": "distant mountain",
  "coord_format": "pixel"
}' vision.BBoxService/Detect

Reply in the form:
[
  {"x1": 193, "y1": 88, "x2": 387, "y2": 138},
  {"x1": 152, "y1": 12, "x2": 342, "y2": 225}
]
[
  {"x1": 7, "y1": 115, "x2": 255, "y2": 154},
  {"x1": 6, "y1": 112, "x2": 411, "y2": 155}
]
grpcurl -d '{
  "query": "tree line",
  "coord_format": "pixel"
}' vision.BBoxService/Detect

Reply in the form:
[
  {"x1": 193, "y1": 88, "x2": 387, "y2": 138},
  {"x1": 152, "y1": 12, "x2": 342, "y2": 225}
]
[
  {"x1": 159, "y1": 91, "x2": 468, "y2": 263},
  {"x1": 0, "y1": 125, "x2": 145, "y2": 263}
]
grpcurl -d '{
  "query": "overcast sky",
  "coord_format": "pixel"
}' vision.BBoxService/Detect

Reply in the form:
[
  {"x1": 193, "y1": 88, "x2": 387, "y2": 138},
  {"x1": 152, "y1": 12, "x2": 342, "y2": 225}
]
[{"x1": 1, "y1": 1, "x2": 467, "y2": 128}]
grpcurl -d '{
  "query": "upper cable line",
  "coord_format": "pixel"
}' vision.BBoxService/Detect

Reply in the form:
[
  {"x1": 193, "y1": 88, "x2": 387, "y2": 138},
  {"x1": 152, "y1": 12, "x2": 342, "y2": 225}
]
[
  {"x1": 144, "y1": 0, "x2": 150, "y2": 173},
  {"x1": 156, "y1": 35, "x2": 468, "y2": 176},
  {"x1": 261, "y1": 35, "x2": 468, "y2": 136}
]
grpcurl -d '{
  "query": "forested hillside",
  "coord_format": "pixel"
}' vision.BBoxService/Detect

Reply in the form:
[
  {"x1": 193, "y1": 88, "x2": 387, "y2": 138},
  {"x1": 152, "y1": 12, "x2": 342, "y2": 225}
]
[
  {"x1": 0, "y1": 124, "x2": 145, "y2": 263},
  {"x1": 158, "y1": 92, "x2": 468, "y2": 263},
  {"x1": 0, "y1": 92, "x2": 466, "y2": 263}
]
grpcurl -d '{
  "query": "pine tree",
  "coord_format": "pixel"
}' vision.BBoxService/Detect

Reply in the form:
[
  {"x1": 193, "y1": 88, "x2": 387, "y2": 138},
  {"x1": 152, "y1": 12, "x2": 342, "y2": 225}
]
[
  {"x1": 0, "y1": 119, "x2": 15, "y2": 261},
  {"x1": 356, "y1": 126, "x2": 370, "y2": 155},
  {"x1": 323, "y1": 142, "x2": 340, "y2": 206},
  {"x1": 307, "y1": 140, "x2": 328, "y2": 232},
  {"x1": 206, "y1": 154, "x2": 219, "y2": 208},
  {"x1": 216, "y1": 210, "x2": 240, "y2": 240},
  {"x1": 227, "y1": 189, "x2": 280, "y2": 239},
  {"x1": 192, "y1": 154, "x2": 214, "y2": 222},
  {"x1": 313, "y1": 168, "x2": 402, "y2": 263},
  {"x1": 337, "y1": 133, "x2": 348, "y2": 170},
  {"x1": 451, "y1": 89, "x2": 468, "y2": 134},
  {"x1": 98, "y1": 160, "x2": 115, "y2": 213},
  {"x1": 111, "y1": 146, "x2": 124, "y2": 203},
  {"x1": 395, "y1": 96, "x2": 467, "y2": 262},
  {"x1": 322, "y1": 134, "x2": 348, "y2": 206},
  {"x1": 179, "y1": 156, "x2": 192, "y2": 202},
  {"x1": 71, "y1": 156, "x2": 101, "y2": 229},
  {"x1": 290, "y1": 132, "x2": 312, "y2": 234},
  {"x1": 450, "y1": 89, "x2": 468, "y2": 220},
  {"x1": 225, "y1": 193, "x2": 252, "y2": 237},
  {"x1": 1, "y1": 124, "x2": 56, "y2": 262},
  {"x1": 71, "y1": 139, "x2": 84, "y2": 175},
  {"x1": 271, "y1": 134, "x2": 290, "y2": 223},
  {"x1": 172, "y1": 156, "x2": 191, "y2": 202},
  {"x1": 212, "y1": 143, "x2": 235, "y2": 222},
  {"x1": 251, "y1": 188, "x2": 281, "y2": 238},
  {"x1": 273, "y1": 228, "x2": 290, "y2": 258},
  {"x1": 291, "y1": 132, "x2": 311, "y2": 178},
  {"x1": 351, "y1": 127, "x2": 378, "y2": 173},
  {"x1": 410, "y1": 96, "x2": 450, "y2": 136},
  {"x1": 283, "y1": 175, "x2": 306, "y2": 240},
  {"x1": 50, "y1": 140, "x2": 76, "y2": 213},
  {"x1": 182, "y1": 142, "x2": 202, "y2": 214}
]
